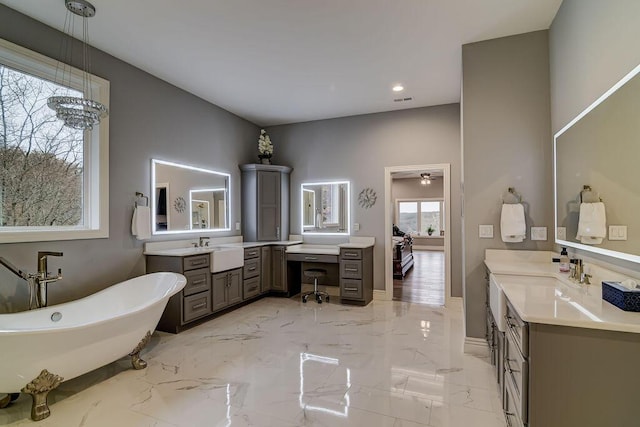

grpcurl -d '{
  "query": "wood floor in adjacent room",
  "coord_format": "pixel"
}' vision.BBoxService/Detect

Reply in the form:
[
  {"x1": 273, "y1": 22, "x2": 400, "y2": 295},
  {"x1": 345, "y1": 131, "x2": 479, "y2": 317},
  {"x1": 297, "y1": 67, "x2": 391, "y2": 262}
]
[{"x1": 393, "y1": 250, "x2": 445, "y2": 306}]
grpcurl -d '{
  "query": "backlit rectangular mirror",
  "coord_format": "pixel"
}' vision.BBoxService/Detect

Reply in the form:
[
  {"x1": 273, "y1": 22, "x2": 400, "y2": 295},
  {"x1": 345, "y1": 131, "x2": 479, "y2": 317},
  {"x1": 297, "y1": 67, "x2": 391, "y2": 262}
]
[
  {"x1": 301, "y1": 181, "x2": 350, "y2": 235},
  {"x1": 152, "y1": 159, "x2": 230, "y2": 234},
  {"x1": 554, "y1": 63, "x2": 640, "y2": 263}
]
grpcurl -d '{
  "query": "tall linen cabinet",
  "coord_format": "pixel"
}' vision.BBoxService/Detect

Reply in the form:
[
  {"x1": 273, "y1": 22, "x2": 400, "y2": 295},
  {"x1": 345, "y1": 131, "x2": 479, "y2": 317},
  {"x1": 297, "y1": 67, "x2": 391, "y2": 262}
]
[{"x1": 240, "y1": 164, "x2": 292, "y2": 241}]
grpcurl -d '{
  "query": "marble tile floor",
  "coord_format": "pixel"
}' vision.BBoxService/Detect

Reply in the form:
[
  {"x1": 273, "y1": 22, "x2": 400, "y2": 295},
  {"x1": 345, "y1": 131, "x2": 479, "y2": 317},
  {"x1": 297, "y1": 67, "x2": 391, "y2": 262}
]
[{"x1": 1, "y1": 297, "x2": 506, "y2": 427}]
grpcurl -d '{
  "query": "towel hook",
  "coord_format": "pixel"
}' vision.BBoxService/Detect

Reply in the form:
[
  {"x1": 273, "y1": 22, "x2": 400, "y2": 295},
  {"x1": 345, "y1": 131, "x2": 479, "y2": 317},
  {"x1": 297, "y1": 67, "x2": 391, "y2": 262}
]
[
  {"x1": 135, "y1": 192, "x2": 149, "y2": 208},
  {"x1": 502, "y1": 187, "x2": 522, "y2": 204}
]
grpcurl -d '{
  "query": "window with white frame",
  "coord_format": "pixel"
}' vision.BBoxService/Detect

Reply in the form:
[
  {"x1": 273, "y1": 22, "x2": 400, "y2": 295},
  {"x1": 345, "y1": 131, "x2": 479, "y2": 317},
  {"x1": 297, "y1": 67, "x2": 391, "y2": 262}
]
[
  {"x1": 396, "y1": 199, "x2": 445, "y2": 236},
  {"x1": 0, "y1": 39, "x2": 109, "y2": 243}
]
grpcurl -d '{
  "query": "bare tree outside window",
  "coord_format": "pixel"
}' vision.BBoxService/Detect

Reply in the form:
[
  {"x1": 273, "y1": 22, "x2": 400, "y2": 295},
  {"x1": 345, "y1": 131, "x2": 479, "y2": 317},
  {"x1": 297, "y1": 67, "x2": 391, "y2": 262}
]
[{"x1": 0, "y1": 65, "x2": 84, "y2": 227}]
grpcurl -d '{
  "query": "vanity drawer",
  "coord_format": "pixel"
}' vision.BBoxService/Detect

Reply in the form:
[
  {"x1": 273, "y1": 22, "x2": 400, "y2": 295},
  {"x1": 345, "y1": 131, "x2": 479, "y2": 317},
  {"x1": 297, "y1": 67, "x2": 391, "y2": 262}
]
[
  {"x1": 183, "y1": 268, "x2": 211, "y2": 296},
  {"x1": 340, "y1": 248, "x2": 362, "y2": 260},
  {"x1": 183, "y1": 291, "x2": 211, "y2": 322},
  {"x1": 505, "y1": 328, "x2": 528, "y2": 420},
  {"x1": 243, "y1": 276, "x2": 260, "y2": 300},
  {"x1": 183, "y1": 254, "x2": 210, "y2": 271},
  {"x1": 243, "y1": 258, "x2": 260, "y2": 279},
  {"x1": 341, "y1": 279, "x2": 363, "y2": 300},
  {"x1": 287, "y1": 253, "x2": 338, "y2": 263},
  {"x1": 505, "y1": 300, "x2": 528, "y2": 357},
  {"x1": 340, "y1": 260, "x2": 362, "y2": 279},
  {"x1": 504, "y1": 374, "x2": 525, "y2": 427},
  {"x1": 244, "y1": 247, "x2": 261, "y2": 260}
]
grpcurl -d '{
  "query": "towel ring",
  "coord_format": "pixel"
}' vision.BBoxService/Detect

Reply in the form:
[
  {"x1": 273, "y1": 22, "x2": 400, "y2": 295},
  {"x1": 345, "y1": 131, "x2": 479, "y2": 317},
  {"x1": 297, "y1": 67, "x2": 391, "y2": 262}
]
[
  {"x1": 135, "y1": 192, "x2": 149, "y2": 208},
  {"x1": 580, "y1": 185, "x2": 601, "y2": 203},
  {"x1": 502, "y1": 187, "x2": 522, "y2": 204}
]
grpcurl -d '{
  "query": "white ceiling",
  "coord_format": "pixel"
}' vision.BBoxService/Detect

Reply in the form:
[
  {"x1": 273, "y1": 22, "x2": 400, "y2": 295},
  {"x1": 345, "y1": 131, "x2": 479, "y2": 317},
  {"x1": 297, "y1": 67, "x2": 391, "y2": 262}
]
[{"x1": 0, "y1": 0, "x2": 562, "y2": 126}]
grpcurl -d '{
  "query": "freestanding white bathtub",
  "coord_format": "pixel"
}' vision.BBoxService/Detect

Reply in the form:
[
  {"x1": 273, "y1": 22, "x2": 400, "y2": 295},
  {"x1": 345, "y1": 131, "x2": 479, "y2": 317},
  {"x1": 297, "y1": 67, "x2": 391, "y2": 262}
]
[{"x1": 0, "y1": 272, "x2": 186, "y2": 421}]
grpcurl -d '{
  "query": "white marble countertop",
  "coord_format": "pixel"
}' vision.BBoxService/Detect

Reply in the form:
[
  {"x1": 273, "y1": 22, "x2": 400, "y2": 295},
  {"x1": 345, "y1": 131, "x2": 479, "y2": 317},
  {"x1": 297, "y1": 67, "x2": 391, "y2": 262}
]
[
  {"x1": 486, "y1": 258, "x2": 640, "y2": 333},
  {"x1": 217, "y1": 240, "x2": 303, "y2": 249},
  {"x1": 338, "y1": 242, "x2": 374, "y2": 249},
  {"x1": 144, "y1": 246, "x2": 218, "y2": 256}
]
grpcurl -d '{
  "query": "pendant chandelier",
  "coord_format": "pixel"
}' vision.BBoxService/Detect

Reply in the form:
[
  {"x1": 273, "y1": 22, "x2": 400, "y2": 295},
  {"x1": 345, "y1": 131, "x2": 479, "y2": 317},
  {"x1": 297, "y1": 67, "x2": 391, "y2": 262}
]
[{"x1": 47, "y1": 0, "x2": 108, "y2": 131}]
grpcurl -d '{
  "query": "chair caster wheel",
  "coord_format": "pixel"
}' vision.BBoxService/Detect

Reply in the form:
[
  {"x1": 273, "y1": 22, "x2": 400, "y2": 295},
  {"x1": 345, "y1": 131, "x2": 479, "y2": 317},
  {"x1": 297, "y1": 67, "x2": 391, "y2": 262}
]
[
  {"x1": 326, "y1": 296, "x2": 330, "y2": 302},
  {"x1": 317, "y1": 297, "x2": 322, "y2": 304},
  {"x1": 302, "y1": 296, "x2": 307, "y2": 303}
]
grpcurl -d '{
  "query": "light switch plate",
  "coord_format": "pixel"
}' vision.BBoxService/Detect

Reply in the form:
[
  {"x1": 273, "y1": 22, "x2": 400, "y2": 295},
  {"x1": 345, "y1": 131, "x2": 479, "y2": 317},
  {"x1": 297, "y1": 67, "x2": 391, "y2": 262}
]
[
  {"x1": 479, "y1": 224, "x2": 493, "y2": 239},
  {"x1": 531, "y1": 227, "x2": 547, "y2": 241},
  {"x1": 609, "y1": 225, "x2": 627, "y2": 241},
  {"x1": 557, "y1": 227, "x2": 567, "y2": 240},
  {"x1": 353, "y1": 223, "x2": 360, "y2": 231},
  {"x1": 235, "y1": 222, "x2": 241, "y2": 231}
]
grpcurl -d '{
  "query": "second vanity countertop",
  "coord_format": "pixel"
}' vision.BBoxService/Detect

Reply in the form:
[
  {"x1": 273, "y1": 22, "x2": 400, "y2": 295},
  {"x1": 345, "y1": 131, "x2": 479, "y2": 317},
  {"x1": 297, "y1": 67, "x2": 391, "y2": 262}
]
[
  {"x1": 144, "y1": 240, "x2": 303, "y2": 256},
  {"x1": 486, "y1": 258, "x2": 640, "y2": 334}
]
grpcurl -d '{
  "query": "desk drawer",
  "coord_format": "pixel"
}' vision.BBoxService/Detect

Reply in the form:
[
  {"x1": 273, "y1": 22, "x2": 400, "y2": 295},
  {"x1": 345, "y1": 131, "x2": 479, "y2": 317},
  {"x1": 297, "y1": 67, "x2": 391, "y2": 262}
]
[
  {"x1": 183, "y1": 268, "x2": 211, "y2": 296},
  {"x1": 244, "y1": 247, "x2": 261, "y2": 260},
  {"x1": 340, "y1": 248, "x2": 362, "y2": 260},
  {"x1": 341, "y1": 279, "x2": 363, "y2": 300},
  {"x1": 243, "y1": 276, "x2": 260, "y2": 300},
  {"x1": 340, "y1": 260, "x2": 362, "y2": 279},
  {"x1": 244, "y1": 258, "x2": 260, "y2": 279},
  {"x1": 183, "y1": 254, "x2": 210, "y2": 271},
  {"x1": 287, "y1": 253, "x2": 338, "y2": 263},
  {"x1": 183, "y1": 291, "x2": 211, "y2": 322}
]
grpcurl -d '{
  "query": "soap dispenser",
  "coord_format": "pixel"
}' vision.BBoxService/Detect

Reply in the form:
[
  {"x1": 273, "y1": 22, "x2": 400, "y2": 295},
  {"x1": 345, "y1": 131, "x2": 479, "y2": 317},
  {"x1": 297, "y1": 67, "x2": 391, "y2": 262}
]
[{"x1": 559, "y1": 247, "x2": 570, "y2": 273}]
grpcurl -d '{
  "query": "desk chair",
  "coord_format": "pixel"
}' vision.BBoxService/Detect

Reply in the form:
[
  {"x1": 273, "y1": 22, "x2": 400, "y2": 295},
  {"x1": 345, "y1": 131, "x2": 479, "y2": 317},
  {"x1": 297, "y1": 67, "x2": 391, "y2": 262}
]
[{"x1": 302, "y1": 268, "x2": 329, "y2": 303}]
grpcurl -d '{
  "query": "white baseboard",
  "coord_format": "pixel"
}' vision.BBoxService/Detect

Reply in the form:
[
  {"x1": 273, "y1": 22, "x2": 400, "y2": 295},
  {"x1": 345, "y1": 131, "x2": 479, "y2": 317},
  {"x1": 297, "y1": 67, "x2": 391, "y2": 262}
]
[
  {"x1": 463, "y1": 337, "x2": 489, "y2": 357},
  {"x1": 373, "y1": 289, "x2": 390, "y2": 301}
]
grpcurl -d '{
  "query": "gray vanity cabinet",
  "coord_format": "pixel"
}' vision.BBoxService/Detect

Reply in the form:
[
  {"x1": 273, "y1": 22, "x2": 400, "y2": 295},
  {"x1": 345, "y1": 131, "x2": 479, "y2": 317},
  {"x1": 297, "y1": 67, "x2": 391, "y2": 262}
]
[
  {"x1": 212, "y1": 268, "x2": 242, "y2": 312},
  {"x1": 271, "y1": 245, "x2": 287, "y2": 292},
  {"x1": 339, "y1": 247, "x2": 373, "y2": 305},
  {"x1": 261, "y1": 246, "x2": 272, "y2": 293},
  {"x1": 243, "y1": 247, "x2": 261, "y2": 300},
  {"x1": 240, "y1": 164, "x2": 292, "y2": 242},
  {"x1": 146, "y1": 254, "x2": 212, "y2": 334}
]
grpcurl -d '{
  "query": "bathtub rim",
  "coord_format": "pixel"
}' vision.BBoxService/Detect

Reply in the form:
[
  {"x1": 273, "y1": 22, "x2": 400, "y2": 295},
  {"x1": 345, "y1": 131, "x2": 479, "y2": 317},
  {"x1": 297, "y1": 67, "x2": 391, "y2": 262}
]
[{"x1": 0, "y1": 272, "x2": 186, "y2": 335}]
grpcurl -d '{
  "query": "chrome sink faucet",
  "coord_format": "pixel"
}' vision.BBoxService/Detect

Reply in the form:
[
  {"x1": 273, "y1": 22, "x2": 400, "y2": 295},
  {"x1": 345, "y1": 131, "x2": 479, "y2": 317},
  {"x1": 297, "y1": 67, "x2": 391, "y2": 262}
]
[{"x1": 36, "y1": 251, "x2": 63, "y2": 308}]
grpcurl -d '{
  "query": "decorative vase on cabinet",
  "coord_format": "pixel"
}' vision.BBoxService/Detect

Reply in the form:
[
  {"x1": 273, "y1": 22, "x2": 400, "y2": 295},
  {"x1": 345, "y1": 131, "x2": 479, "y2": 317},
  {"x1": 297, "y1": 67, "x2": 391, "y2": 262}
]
[{"x1": 240, "y1": 164, "x2": 292, "y2": 241}]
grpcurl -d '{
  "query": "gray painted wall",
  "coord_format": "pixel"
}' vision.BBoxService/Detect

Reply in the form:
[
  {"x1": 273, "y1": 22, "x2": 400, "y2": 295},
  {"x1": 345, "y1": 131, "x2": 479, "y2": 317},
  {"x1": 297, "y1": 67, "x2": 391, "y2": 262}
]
[
  {"x1": 462, "y1": 31, "x2": 553, "y2": 338},
  {"x1": 549, "y1": 0, "x2": 640, "y2": 272},
  {"x1": 0, "y1": 6, "x2": 257, "y2": 313},
  {"x1": 267, "y1": 105, "x2": 462, "y2": 295}
]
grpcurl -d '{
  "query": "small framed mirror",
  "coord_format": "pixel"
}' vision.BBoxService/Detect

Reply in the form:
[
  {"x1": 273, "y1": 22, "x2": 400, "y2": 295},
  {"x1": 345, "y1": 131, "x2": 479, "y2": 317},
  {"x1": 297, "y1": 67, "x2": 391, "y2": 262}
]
[
  {"x1": 301, "y1": 181, "x2": 350, "y2": 235},
  {"x1": 152, "y1": 159, "x2": 230, "y2": 234}
]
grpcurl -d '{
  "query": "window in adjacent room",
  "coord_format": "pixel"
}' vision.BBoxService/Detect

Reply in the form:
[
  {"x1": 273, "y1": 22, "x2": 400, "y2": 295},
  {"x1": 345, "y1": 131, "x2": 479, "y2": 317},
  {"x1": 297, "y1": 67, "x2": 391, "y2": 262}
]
[{"x1": 397, "y1": 199, "x2": 444, "y2": 236}]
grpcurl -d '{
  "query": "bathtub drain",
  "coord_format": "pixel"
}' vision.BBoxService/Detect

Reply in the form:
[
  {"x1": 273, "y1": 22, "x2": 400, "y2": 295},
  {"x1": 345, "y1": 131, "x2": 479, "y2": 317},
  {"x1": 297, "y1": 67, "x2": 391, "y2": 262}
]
[{"x1": 51, "y1": 312, "x2": 62, "y2": 322}]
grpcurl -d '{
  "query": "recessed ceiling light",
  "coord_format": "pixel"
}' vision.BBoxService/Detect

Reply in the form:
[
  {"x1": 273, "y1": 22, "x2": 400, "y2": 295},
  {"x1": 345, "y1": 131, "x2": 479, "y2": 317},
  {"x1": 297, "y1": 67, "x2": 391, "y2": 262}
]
[{"x1": 392, "y1": 85, "x2": 404, "y2": 92}]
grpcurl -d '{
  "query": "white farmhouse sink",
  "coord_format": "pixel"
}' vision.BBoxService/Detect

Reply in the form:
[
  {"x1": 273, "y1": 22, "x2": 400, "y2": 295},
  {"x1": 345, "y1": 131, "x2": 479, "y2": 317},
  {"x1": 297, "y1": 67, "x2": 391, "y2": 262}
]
[
  {"x1": 489, "y1": 273, "x2": 507, "y2": 332},
  {"x1": 210, "y1": 247, "x2": 244, "y2": 273}
]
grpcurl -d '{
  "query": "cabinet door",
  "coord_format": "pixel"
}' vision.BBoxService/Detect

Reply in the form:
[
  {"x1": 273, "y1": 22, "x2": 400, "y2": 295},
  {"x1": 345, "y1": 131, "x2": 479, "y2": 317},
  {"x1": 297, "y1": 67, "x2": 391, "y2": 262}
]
[
  {"x1": 257, "y1": 171, "x2": 281, "y2": 241},
  {"x1": 271, "y1": 246, "x2": 287, "y2": 291},
  {"x1": 261, "y1": 246, "x2": 271, "y2": 293},
  {"x1": 212, "y1": 272, "x2": 228, "y2": 311},
  {"x1": 227, "y1": 269, "x2": 243, "y2": 305}
]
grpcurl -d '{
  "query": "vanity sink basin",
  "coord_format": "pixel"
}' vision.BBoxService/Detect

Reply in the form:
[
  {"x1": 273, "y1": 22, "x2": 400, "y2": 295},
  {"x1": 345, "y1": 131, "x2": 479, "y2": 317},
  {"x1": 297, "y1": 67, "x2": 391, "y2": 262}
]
[
  {"x1": 210, "y1": 247, "x2": 244, "y2": 273},
  {"x1": 489, "y1": 273, "x2": 507, "y2": 332}
]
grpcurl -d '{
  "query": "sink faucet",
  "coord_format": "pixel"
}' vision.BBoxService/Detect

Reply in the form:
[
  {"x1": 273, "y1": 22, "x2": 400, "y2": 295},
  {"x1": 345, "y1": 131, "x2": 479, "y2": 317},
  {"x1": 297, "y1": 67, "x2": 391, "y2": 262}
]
[
  {"x1": 569, "y1": 258, "x2": 591, "y2": 284},
  {"x1": 199, "y1": 237, "x2": 210, "y2": 247},
  {"x1": 36, "y1": 251, "x2": 63, "y2": 308}
]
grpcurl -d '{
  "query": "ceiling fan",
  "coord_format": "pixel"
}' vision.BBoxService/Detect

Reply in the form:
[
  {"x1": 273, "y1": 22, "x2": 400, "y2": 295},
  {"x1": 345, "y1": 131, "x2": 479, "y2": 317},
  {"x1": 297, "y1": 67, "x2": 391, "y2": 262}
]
[{"x1": 420, "y1": 173, "x2": 436, "y2": 185}]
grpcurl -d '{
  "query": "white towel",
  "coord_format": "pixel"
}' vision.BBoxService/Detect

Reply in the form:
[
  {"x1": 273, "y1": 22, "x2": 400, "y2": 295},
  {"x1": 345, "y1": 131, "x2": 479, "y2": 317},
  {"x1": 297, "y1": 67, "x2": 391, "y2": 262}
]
[
  {"x1": 576, "y1": 202, "x2": 606, "y2": 245},
  {"x1": 131, "y1": 206, "x2": 151, "y2": 240},
  {"x1": 500, "y1": 203, "x2": 526, "y2": 243}
]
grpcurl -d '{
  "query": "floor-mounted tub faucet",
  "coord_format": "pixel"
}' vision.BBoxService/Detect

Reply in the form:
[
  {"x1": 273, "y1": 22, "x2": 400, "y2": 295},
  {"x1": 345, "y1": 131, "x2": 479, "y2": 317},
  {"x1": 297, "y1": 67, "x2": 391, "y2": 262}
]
[{"x1": 36, "y1": 251, "x2": 63, "y2": 308}]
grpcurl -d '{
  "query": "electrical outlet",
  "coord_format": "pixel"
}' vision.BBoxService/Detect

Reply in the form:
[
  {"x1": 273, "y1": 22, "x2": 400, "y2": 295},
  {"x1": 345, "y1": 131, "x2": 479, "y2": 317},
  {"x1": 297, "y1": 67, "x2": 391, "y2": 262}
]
[
  {"x1": 353, "y1": 223, "x2": 360, "y2": 231},
  {"x1": 479, "y1": 224, "x2": 493, "y2": 239},
  {"x1": 531, "y1": 227, "x2": 547, "y2": 241},
  {"x1": 235, "y1": 222, "x2": 241, "y2": 231}
]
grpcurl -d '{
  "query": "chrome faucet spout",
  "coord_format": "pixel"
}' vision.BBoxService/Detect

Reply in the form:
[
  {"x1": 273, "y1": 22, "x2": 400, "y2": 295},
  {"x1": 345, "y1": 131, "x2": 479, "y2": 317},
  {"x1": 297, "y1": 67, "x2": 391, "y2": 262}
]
[{"x1": 35, "y1": 252, "x2": 63, "y2": 308}]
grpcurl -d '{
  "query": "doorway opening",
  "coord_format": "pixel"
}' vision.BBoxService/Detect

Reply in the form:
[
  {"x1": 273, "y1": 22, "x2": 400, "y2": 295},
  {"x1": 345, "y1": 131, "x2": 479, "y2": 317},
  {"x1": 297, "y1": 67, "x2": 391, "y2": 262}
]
[{"x1": 384, "y1": 164, "x2": 451, "y2": 306}]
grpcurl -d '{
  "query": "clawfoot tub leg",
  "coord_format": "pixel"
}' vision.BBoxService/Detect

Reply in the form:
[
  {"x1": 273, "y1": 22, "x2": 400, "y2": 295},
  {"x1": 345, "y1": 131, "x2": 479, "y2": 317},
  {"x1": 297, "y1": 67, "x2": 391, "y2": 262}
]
[
  {"x1": 129, "y1": 330, "x2": 152, "y2": 370},
  {"x1": 21, "y1": 369, "x2": 63, "y2": 421}
]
